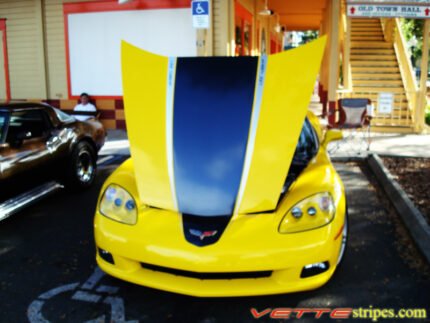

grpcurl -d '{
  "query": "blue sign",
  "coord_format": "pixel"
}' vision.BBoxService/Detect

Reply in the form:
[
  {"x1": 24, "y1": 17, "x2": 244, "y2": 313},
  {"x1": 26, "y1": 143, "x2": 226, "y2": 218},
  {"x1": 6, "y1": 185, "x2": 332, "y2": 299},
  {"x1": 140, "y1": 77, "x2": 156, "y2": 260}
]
[
  {"x1": 192, "y1": 0, "x2": 210, "y2": 29},
  {"x1": 192, "y1": 1, "x2": 209, "y2": 15}
]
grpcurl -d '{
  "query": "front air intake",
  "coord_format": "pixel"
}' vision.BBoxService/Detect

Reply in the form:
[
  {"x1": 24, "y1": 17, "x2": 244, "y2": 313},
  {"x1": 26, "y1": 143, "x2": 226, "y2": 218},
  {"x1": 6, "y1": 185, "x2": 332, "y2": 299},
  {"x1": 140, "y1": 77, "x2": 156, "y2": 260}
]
[{"x1": 141, "y1": 262, "x2": 272, "y2": 280}]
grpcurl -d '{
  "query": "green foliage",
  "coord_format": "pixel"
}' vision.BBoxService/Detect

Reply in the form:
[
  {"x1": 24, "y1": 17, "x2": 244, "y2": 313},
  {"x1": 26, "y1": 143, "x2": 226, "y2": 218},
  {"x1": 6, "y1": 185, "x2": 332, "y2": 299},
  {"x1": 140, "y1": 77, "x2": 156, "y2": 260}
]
[
  {"x1": 301, "y1": 31, "x2": 319, "y2": 44},
  {"x1": 426, "y1": 105, "x2": 430, "y2": 126},
  {"x1": 400, "y1": 18, "x2": 424, "y2": 66}
]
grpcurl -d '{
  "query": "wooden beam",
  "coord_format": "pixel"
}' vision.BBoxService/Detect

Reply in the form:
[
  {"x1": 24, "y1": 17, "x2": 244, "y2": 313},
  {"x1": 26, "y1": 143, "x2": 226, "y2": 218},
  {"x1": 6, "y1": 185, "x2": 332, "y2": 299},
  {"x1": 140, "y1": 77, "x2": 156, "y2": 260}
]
[
  {"x1": 279, "y1": 14, "x2": 322, "y2": 30},
  {"x1": 320, "y1": 2, "x2": 329, "y2": 91},
  {"x1": 35, "y1": 0, "x2": 48, "y2": 99},
  {"x1": 327, "y1": 0, "x2": 340, "y2": 125},
  {"x1": 328, "y1": 0, "x2": 340, "y2": 102},
  {"x1": 344, "y1": 17, "x2": 351, "y2": 90},
  {"x1": 416, "y1": 19, "x2": 430, "y2": 132},
  {"x1": 269, "y1": 0, "x2": 327, "y2": 13}
]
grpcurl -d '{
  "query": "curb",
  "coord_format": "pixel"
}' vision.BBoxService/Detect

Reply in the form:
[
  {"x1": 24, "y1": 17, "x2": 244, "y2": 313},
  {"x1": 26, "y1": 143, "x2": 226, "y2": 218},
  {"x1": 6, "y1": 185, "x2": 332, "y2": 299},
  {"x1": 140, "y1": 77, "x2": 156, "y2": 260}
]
[
  {"x1": 331, "y1": 156, "x2": 366, "y2": 163},
  {"x1": 367, "y1": 153, "x2": 430, "y2": 264}
]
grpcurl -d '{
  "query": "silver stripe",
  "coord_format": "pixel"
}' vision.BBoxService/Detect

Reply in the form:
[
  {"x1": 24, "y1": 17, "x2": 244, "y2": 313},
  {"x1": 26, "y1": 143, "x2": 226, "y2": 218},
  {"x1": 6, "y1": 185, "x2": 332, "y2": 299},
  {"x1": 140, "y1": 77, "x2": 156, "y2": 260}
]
[
  {"x1": 166, "y1": 57, "x2": 178, "y2": 210},
  {"x1": 233, "y1": 55, "x2": 268, "y2": 215},
  {"x1": 0, "y1": 181, "x2": 63, "y2": 221}
]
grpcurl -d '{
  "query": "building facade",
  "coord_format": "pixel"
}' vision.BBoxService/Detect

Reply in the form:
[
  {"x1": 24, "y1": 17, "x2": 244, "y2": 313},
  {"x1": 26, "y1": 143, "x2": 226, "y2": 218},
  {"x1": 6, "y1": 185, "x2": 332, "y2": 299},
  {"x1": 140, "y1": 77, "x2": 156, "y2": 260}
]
[
  {"x1": 1, "y1": 0, "x2": 428, "y2": 132},
  {"x1": 0, "y1": 0, "x2": 285, "y2": 129}
]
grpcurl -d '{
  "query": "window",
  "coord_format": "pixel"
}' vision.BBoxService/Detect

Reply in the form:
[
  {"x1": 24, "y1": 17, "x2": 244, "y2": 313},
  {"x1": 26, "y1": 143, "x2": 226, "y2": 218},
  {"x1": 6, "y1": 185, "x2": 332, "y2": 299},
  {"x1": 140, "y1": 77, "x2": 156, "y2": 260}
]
[
  {"x1": 281, "y1": 118, "x2": 319, "y2": 196},
  {"x1": 293, "y1": 118, "x2": 319, "y2": 166},
  {"x1": 64, "y1": 1, "x2": 194, "y2": 97},
  {"x1": 54, "y1": 108, "x2": 75, "y2": 123},
  {"x1": 6, "y1": 109, "x2": 49, "y2": 143},
  {"x1": 0, "y1": 111, "x2": 9, "y2": 143},
  {"x1": 234, "y1": 2, "x2": 253, "y2": 56}
]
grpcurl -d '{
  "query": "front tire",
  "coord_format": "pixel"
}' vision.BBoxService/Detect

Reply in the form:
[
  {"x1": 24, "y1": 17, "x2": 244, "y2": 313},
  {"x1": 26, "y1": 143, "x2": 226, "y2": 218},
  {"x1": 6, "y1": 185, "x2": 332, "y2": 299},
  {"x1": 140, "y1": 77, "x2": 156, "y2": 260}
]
[
  {"x1": 65, "y1": 141, "x2": 97, "y2": 190},
  {"x1": 337, "y1": 206, "x2": 348, "y2": 266}
]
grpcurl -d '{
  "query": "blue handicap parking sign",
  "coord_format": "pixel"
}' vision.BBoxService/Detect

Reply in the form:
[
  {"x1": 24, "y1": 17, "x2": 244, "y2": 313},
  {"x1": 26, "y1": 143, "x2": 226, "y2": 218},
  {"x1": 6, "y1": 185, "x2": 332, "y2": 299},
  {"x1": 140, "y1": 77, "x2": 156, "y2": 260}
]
[{"x1": 192, "y1": 1, "x2": 209, "y2": 16}]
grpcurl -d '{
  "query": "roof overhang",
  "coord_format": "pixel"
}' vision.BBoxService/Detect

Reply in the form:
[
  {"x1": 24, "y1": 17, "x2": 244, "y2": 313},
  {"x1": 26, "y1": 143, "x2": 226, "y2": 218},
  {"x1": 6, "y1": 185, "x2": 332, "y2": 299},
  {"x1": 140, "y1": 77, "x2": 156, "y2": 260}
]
[{"x1": 268, "y1": 0, "x2": 328, "y2": 31}]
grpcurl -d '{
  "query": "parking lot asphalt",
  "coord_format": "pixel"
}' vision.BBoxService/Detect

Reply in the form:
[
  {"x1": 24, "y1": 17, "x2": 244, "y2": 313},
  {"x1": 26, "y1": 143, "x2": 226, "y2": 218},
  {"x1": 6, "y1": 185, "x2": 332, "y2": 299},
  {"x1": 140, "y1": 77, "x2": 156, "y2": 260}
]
[{"x1": 0, "y1": 160, "x2": 429, "y2": 323}]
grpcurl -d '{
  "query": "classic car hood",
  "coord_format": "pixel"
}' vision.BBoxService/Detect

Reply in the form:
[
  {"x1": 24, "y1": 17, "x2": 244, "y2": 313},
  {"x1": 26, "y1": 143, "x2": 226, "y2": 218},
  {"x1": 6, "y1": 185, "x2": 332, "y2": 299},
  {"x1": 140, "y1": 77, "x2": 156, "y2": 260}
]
[{"x1": 121, "y1": 38, "x2": 326, "y2": 216}]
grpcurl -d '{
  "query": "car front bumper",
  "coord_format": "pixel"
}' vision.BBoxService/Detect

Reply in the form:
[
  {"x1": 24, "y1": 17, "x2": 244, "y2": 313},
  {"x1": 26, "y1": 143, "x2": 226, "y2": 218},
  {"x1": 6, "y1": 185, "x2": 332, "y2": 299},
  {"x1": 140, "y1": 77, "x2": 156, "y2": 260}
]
[{"x1": 94, "y1": 207, "x2": 344, "y2": 297}]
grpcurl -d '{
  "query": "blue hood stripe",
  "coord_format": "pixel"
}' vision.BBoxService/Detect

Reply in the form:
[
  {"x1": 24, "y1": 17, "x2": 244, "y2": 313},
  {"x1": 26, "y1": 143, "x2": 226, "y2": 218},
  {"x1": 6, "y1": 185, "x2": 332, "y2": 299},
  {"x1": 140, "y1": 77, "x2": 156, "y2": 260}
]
[{"x1": 172, "y1": 57, "x2": 258, "y2": 216}]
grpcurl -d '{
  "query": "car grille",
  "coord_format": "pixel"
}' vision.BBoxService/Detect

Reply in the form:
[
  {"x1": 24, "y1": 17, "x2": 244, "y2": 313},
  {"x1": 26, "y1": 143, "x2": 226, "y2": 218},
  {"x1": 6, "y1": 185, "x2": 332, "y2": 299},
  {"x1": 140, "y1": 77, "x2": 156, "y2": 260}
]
[{"x1": 141, "y1": 262, "x2": 272, "y2": 280}]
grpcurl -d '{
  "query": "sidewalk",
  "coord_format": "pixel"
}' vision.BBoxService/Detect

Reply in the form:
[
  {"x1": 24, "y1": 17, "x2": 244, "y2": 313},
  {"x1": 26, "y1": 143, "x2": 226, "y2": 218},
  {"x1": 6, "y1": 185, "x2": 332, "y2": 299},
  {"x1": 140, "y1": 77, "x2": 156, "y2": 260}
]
[
  {"x1": 99, "y1": 129, "x2": 129, "y2": 156},
  {"x1": 364, "y1": 133, "x2": 430, "y2": 158},
  {"x1": 329, "y1": 131, "x2": 430, "y2": 158},
  {"x1": 309, "y1": 101, "x2": 430, "y2": 158},
  {"x1": 102, "y1": 123, "x2": 430, "y2": 159}
]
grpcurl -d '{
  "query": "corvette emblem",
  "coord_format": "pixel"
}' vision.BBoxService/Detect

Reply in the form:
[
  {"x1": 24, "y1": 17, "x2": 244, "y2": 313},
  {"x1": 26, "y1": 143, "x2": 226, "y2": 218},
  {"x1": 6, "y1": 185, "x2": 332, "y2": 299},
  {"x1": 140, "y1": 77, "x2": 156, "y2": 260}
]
[{"x1": 189, "y1": 229, "x2": 218, "y2": 240}]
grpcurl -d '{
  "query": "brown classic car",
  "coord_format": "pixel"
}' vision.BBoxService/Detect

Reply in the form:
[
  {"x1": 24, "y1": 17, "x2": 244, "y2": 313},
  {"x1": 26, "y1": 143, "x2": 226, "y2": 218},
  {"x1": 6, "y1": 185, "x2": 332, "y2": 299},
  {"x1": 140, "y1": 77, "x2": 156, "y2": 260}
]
[{"x1": 0, "y1": 102, "x2": 106, "y2": 220}]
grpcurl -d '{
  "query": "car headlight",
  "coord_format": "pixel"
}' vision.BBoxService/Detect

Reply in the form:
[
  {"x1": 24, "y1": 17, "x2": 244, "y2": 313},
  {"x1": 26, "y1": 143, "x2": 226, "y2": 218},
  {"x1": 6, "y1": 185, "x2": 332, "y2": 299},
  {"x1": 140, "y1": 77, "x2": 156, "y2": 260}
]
[
  {"x1": 279, "y1": 192, "x2": 335, "y2": 234},
  {"x1": 99, "y1": 184, "x2": 138, "y2": 225}
]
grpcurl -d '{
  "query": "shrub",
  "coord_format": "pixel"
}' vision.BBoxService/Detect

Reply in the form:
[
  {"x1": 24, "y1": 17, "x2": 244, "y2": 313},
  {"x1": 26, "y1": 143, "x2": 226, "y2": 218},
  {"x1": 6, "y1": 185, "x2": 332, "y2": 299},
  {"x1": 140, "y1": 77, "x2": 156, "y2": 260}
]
[{"x1": 426, "y1": 105, "x2": 430, "y2": 126}]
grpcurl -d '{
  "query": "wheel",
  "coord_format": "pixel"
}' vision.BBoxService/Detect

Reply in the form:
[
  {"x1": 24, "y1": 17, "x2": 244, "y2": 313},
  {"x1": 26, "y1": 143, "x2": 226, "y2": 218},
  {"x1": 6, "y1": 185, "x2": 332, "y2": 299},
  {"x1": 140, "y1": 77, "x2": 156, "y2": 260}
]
[
  {"x1": 336, "y1": 205, "x2": 348, "y2": 266},
  {"x1": 65, "y1": 141, "x2": 97, "y2": 190}
]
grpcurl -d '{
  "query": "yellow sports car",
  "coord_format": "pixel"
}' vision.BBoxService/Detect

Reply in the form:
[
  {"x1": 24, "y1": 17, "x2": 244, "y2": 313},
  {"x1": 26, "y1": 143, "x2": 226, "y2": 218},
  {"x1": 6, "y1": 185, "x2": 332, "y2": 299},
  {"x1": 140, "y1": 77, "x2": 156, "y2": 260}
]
[{"x1": 94, "y1": 37, "x2": 347, "y2": 297}]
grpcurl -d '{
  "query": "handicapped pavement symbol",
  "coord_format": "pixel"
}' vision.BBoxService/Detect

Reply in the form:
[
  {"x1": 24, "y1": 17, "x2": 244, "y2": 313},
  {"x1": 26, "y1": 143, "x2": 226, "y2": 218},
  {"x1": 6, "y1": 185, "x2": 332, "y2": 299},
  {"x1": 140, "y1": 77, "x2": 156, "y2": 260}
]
[{"x1": 27, "y1": 267, "x2": 137, "y2": 323}]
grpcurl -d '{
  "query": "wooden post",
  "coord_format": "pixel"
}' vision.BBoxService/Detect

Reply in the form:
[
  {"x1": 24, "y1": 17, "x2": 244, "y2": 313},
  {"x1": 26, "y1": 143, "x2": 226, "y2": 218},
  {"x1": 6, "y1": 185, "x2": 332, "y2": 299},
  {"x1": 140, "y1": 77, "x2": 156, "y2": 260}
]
[
  {"x1": 319, "y1": 2, "x2": 330, "y2": 117},
  {"x1": 35, "y1": 0, "x2": 48, "y2": 99},
  {"x1": 416, "y1": 19, "x2": 430, "y2": 132},
  {"x1": 343, "y1": 17, "x2": 351, "y2": 90},
  {"x1": 229, "y1": 0, "x2": 236, "y2": 56},
  {"x1": 321, "y1": 3, "x2": 330, "y2": 90},
  {"x1": 384, "y1": 19, "x2": 395, "y2": 43},
  {"x1": 328, "y1": 0, "x2": 340, "y2": 126},
  {"x1": 196, "y1": 29, "x2": 206, "y2": 56}
]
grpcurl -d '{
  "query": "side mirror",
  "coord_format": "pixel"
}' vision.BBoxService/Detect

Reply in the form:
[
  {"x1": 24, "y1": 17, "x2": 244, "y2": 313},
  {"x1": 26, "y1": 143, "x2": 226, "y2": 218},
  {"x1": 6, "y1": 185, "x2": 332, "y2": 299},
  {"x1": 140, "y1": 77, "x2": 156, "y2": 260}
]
[{"x1": 322, "y1": 129, "x2": 343, "y2": 149}]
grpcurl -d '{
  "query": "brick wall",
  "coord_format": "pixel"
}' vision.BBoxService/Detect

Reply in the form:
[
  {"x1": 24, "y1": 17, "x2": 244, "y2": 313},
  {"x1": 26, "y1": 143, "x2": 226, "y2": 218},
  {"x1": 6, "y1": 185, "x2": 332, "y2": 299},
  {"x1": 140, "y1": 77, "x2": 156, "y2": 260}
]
[{"x1": 44, "y1": 98, "x2": 126, "y2": 130}]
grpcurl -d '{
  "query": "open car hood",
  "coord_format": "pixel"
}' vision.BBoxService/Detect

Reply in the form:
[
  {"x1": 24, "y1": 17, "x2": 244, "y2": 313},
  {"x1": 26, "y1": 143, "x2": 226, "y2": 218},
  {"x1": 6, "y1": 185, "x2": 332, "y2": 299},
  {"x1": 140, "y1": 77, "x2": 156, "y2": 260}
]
[{"x1": 121, "y1": 38, "x2": 326, "y2": 216}]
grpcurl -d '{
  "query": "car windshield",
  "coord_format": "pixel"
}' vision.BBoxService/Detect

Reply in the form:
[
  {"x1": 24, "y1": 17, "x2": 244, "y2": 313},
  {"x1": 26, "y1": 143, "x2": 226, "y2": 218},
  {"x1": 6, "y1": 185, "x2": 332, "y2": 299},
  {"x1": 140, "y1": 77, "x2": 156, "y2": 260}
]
[
  {"x1": 53, "y1": 107, "x2": 75, "y2": 123},
  {"x1": 281, "y1": 118, "x2": 319, "y2": 196},
  {"x1": 293, "y1": 118, "x2": 319, "y2": 166},
  {"x1": 0, "y1": 111, "x2": 9, "y2": 143}
]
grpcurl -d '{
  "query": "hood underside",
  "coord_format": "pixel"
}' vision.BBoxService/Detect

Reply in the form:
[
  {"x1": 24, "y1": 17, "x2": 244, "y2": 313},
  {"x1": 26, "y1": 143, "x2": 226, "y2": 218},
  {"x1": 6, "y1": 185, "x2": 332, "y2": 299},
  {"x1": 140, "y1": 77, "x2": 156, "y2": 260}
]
[{"x1": 121, "y1": 37, "x2": 326, "y2": 217}]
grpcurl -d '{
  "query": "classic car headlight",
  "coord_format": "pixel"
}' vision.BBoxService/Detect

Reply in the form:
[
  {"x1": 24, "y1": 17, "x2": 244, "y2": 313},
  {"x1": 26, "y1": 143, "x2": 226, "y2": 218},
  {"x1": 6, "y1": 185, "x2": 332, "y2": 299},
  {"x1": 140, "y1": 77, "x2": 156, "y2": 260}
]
[
  {"x1": 99, "y1": 184, "x2": 138, "y2": 225},
  {"x1": 279, "y1": 192, "x2": 335, "y2": 234}
]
